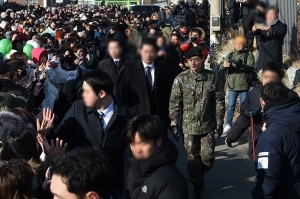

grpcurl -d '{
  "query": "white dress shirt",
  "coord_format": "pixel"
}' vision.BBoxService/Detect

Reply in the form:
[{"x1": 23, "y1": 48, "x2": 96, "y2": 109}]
[
  {"x1": 113, "y1": 58, "x2": 120, "y2": 64},
  {"x1": 97, "y1": 100, "x2": 114, "y2": 130},
  {"x1": 142, "y1": 61, "x2": 155, "y2": 86}
]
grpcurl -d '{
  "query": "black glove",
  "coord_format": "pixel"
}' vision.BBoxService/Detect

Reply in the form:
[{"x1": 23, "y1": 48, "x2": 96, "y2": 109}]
[
  {"x1": 214, "y1": 124, "x2": 223, "y2": 138},
  {"x1": 225, "y1": 137, "x2": 234, "y2": 148},
  {"x1": 172, "y1": 126, "x2": 182, "y2": 141}
]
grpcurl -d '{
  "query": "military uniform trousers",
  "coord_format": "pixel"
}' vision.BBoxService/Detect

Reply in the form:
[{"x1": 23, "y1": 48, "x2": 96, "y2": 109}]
[{"x1": 183, "y1": 132, "x2": 215, "y2": 190}]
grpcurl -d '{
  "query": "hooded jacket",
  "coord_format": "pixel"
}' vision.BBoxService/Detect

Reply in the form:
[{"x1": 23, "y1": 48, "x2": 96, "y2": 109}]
[
  {"x1": 126, "y1": 137, "x2": 188, "y2": 199},
  {"x1": 251, "y1": 94, "x2": 300, "y2": 199}
]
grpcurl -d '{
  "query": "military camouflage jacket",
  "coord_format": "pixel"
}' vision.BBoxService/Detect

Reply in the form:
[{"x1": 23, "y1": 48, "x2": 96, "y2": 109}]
[{"x1": 169, "y1": 69, "x2": 225, "y2": 135}]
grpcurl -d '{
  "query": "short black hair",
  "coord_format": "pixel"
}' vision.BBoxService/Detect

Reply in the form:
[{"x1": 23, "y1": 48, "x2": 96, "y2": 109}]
[
  {"x1": 82, "y1": 69, "x2": 114, "y2": 95},
  {"x1": 52, "y1": 147, "x2": 114, "y2": 199},
  {"x1": 261, "y1": 82, "x2": 290, "y2": 103},
  {"x1": 266, "y1": 5, "x2": 279, "y2": 14},
  {"x1": 262, "y1": 61, "x2": 285, "y2": 79},
  {"x1": 140, "y1": 39, "x2": 159, "y2": 52},
  {"x1": 126, "y1": 114, "x2": 165, "y2": 144},
  {"x1": 256, "y1": 1, "x2": 267, "y2": 9},
  {"x1": 108, "y1": 38, "x2": 122, "y2": 48}
]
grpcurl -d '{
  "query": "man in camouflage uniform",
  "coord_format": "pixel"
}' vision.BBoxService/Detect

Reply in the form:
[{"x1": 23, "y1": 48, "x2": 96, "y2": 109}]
[{"x1": 169, "y1": 47, "x2": 225, "y2": 199}]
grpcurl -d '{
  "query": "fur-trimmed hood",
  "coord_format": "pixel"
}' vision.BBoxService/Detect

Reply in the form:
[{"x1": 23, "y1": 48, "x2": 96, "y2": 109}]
[{"x1": 0, "y1": 111, "x2": 35, "y2": 133}]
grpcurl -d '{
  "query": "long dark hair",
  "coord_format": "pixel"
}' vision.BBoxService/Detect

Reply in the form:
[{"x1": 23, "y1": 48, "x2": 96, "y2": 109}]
[
  {"x1": 0, "y1": 159, "x2": 34, "y2": 199},
  {"x1": 0, "y1": 129, "x2": 40, "y2": 164}
]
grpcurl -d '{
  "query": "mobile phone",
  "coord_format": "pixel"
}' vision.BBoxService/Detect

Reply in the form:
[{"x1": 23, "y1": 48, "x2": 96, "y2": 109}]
[
  {"x1": 255, "y1": 23, "x2": 264, "y2": 29},
  {"x1": 48, "y1": 53, "x2": 53, "y2": 60},
  {"x1": 48, "y1": 165, "x2": 53, "y2": 180}
]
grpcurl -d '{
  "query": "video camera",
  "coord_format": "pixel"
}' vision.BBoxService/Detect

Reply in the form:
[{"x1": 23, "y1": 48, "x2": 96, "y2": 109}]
[
  {"x1": 244, "y1": 109, "x2": 263, "y2": 124},
  {"x1": 228, "y1": 59, "x2": 242, "y2": 69},
  {"x1": 190, "y1": 36, "x2": 198, "y2": 43}
]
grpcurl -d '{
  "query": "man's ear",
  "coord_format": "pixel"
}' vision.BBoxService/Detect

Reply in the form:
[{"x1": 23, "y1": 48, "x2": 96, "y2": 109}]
[
  {"x1": 156, "y1": 137, "x2": 163, "y2": 148},
  {"x1": 85, "y1": 191, "x2": 99, "y2": 199},
  {"x1": 98, "y1": 90, "x2": 106, "y2": 99}
]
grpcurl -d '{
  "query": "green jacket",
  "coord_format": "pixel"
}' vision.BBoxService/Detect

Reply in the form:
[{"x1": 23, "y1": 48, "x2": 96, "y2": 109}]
[
  {"x1": 169, "y1": 69, "x2": 225, "y2": 135},
  {"x1": 220, "y1": 49, "x2": 255, "y2": 91},
  {"x1": 162, "y1": 27, "x2": 171, "y2": 41}
]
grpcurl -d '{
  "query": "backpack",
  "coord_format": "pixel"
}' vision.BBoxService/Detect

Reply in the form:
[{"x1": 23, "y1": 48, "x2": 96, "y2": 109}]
[{"x1": 228, "y1": 51, "x2": 258, "y2": 88}]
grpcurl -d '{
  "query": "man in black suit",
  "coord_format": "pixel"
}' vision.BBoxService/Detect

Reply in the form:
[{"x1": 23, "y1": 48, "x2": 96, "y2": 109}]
[
  {"x1": 55, "y1": 70, "x2": 136, "y2": 194},
  {"x1": 252, "y1": 6, "x2": 287, "y2": 72},
  {"x1": 98, "y1": 38, "x2": 132, "y2": 95},
  {"x1": 118, "y1": 39, "x2": 172, "y2": 130}
]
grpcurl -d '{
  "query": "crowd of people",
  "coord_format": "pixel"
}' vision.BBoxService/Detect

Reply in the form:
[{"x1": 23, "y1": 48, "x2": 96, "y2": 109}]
[{"x1": 0, "y1": 0, "x2": 299, "y2": 199}]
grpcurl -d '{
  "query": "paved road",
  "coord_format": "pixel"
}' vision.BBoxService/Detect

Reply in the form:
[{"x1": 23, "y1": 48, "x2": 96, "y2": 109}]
[{"x1": 171, "y1": 133, "x2": 256, "y2": 199}]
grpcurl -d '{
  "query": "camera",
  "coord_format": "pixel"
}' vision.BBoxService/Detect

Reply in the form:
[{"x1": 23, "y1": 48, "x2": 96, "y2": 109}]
[
  {"x1": 190, "y1": 36, "x2": 198, "y2": 43},
  {"x1": 245, "y1": 109, "x2": 263, "y2": 124},
  {"x1": 228, "y1": 59, "x2": 242, "y2": 68}
]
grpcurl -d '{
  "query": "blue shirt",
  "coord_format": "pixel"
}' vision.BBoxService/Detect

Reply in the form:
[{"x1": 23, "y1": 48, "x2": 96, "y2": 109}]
[{"x1": 97, "y1": 100, "x2": 114, "y2": 129}]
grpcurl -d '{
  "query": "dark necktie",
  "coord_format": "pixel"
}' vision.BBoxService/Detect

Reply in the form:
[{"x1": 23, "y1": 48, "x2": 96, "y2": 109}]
[
  {"x1": 146, "y1": 66, "x2": 153, "y2": 91},
  {"x1": 99, "y1": 112, "x2": 104, "y2": 129},
  {"x1": 115, "y1": 61, "x2": 119, "y2": 70}
]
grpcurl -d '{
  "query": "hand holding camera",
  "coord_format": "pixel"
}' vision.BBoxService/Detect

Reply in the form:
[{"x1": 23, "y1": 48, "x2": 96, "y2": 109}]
[
  {"x1": 189, "y1": 36, "x2": 198, "y2": 44},
  {"x1": 228, "y1": 59, "x2": 242, "y2": 68}
]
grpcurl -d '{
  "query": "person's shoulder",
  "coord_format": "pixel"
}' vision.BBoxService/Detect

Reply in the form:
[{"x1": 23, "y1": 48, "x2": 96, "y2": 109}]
[
  {"x1": 72, "y1": 100, "x2": 85, "y2": 108},
  {"x1": 114, "y1": 97, "x2": 137, "y2": 118},
  {"x1": 203, "y1": 69, "x2": 217, "y2": 79},
  {"x1": 99, "y1": 57, "x2": 110, "y2": 63},
  {"x1": 260, "y1": 125, "x2": 283, "y2": 143},
  {"x1": 178, "y1": 69, "x2": 190, "y2": 77},
  {"x1": 149, "y1": 164, "x2": 185, "y2": 184}
]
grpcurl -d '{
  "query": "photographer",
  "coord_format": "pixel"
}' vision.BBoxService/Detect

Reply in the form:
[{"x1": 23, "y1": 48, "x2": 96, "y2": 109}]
[
  {"x1": 250, "y1": 82, "x2": 300, "y2": 198},
  {"x1": 180, "y1": 28, "x2": 208, "y2": 57},
  {"x1": 220, "y1": 36, "x2": 255, "y2": 134},
  {"x1": 171, "y1": 0, "x2": 193, "y2": 28},
  {"x1": 225, "y1": 62, "x2": 298, "y2": 160},
  {"x1": 252, "y1": 6, "x2": 287, "y2": 72}
]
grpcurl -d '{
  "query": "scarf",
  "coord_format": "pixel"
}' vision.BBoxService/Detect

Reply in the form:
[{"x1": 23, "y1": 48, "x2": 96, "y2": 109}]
[{"x1": 267, "y1": 18, "x2": 278, "y2": 27}]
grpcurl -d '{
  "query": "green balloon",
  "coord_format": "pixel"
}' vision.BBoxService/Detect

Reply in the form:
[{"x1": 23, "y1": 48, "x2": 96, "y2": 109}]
[
  {"x1": 0, "y1": 38, "x2": 12, "y2": 56},
  {"x1": 23, "y1": 44, "x2": 34, "y2": 60}
]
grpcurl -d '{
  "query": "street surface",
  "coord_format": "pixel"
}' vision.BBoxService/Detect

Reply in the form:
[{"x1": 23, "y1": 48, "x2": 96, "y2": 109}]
[
  {"x1": 171, "y1": 133, "x2": 256, "y2": 199},
  {"x1": 124, "y1": 133, "x2": 255, "y2": 199}
]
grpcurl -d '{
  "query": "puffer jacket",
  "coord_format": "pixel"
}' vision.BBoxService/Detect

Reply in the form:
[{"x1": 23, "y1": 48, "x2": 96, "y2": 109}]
[{"x1": 171, "y1": 5, "x2": 193, "y2": 27}]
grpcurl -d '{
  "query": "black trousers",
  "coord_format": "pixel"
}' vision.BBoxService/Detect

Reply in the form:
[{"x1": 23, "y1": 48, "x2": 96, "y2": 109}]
[{"x1": 242, "y1": 16, "x2": 254, "y2": 50}]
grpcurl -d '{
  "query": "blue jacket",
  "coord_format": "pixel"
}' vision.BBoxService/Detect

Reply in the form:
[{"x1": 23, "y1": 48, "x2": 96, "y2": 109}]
[{"x1": 251, "y1": 96, "x2": 300, "y2": 199}]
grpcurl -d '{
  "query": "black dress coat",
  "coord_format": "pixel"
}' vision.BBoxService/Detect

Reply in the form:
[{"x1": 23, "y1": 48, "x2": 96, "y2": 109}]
[
  {"x1": 55, "y1": 97, "x2": 136, "y2": 193},
  {"x1": 97, "y1": 57, "x2": 132, "y2": 95},
  {"x1": 117, "y1": 61, "x2": 172, "y2": 127},
  {"x1": 253, "y1": 20, "x2": 287, "y2": 72}
]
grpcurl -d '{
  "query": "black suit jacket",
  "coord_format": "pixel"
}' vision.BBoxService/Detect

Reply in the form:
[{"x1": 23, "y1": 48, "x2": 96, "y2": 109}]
[
  {"x1": 55, "y1": 97, "x2": 136, "y2": 193},
  {"x1": 98, "y1": 57, "x2": 132, "y2": 95},
  {"x1": 117, "y1": 61, "x2": 171, "y2": 126}
]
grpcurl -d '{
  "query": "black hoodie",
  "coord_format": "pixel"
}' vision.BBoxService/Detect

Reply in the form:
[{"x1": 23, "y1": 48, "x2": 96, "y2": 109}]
[{"x1": 126, "y1": 137, "x2": 188, "y2": 199}]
